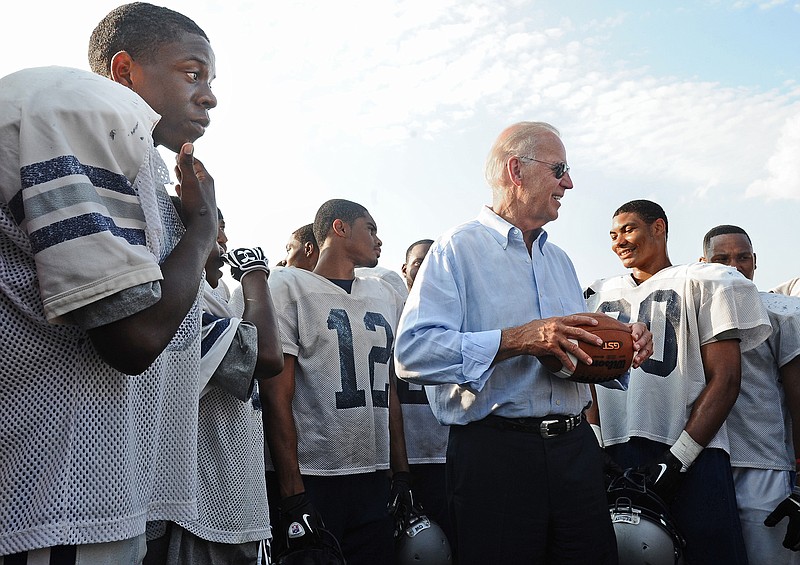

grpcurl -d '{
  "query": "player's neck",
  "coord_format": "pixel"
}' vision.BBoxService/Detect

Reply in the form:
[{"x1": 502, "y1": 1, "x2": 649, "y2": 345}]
[
  {"x1": 313, "y1": 252, "x2": 356, "y2": 281},
  {"x1": 631, "y1": 256, "x2": 672, "y2": 285}
]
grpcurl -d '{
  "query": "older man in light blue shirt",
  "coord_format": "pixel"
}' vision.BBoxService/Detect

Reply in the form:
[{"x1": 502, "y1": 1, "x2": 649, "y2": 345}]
[
  {"x1": 394, "y1": 122, "x2": 652, "y2": 565},
  {"x1": 396, "y1": 205, "x2": 594, "y2": 426}
]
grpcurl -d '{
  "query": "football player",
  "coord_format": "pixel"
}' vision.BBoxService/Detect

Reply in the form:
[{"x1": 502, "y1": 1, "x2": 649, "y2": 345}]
[
  {"x1": 772, "y1": 278, "x2": 800, "y2": 298},
  {"x1": 283, "y1": 223, "x2": 319, "y2": 271},
  {"x1": 261, "y1": 199, "x2": 409, "y2": 564},
  {"x1": 144, "y1": 199, "x2": 283, "y2": 565},
  {"x1": 394, "y1": 239, "x2": 454, "y2": 550},
  {"x1": 0, "y1": 4, "x2": 217, "y2": 562},
  {"x1": 401, "y1": 239, "x2": 434, "y2": 292},
  {"x1": 700, "y1": 224, "x2": 800, "y2": 563},
  {"x1": 585, "y1": 200, "x2": 771, "y2": 564}
]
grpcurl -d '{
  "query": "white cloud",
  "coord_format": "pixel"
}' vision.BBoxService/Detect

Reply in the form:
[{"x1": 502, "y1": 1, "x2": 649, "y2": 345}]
[
  {"x1": 220, "y1": 1, "x2": 800, "y2": 209},
  {"x1": 732, "y1": 0, "x2": 789, "y2": 9},
  {"x1": 2, "y1": 0, "x2": 798, "y2": 288},
  {"x1": 745, "y1": 107, "x2": 800, "y2": 200}
]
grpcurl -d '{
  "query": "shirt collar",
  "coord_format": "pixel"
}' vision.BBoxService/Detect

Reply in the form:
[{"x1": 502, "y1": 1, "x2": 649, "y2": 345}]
[{"x1": 477, "y1": 206, "x2": 549, "y2": 252}]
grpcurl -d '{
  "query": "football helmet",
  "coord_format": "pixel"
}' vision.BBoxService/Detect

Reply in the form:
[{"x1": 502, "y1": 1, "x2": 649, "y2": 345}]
[
  {"x1": 275, "y1": 526, "x2": 346, "y2": 565},
  {"x1": 395, "y1": 515, "x2": 453, "y2": 565},
  {"x1": 608, "y1": 470, "x2": 685, "y2": 565}
]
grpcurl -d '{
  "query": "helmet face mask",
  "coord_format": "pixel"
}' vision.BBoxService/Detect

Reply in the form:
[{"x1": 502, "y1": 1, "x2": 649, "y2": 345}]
[
  {"x1": 395, "y1": 515, "x2": 453, "y2": 565},
  {"x1": 275, "y1": 526, "x2": 346, "y2": 565},
  {"x1": 608, "y1": 471, "x2": 685, "y2": 565}
]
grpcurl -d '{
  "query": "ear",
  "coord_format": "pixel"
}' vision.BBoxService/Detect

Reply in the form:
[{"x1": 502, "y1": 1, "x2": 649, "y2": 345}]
[
  {"x1": 651, "y1": 218, "x2": 667, "y2": 239},
  {"x1": 332, "y1": 219, "x2": 347, "y2": 238},
  {"x1": 507, "y1": 156, "x2": 523, "y2": 187},
  {"x1": 110, "y1": 50, "x2": 136, "y2": 87},
  {"x1": 303, "y1": 242, "x2": 315, "y2": 257},
  {"x1": 401, "y1": 263, "x2": 408, "y2": 277},
  {"x1": 753, "y1": 252, "x2": 757, "y2": 271}
]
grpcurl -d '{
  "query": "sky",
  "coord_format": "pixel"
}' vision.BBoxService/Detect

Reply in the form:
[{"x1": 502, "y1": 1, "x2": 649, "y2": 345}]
[{"x1": 2, "y1": 0, "x2": 799, "y2": 290}]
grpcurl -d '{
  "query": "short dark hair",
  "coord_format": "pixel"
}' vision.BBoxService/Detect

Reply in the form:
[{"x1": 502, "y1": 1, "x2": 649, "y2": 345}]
[
  {"x1": 293, "y1": 223, "x2": 317, "y2": 247},
  {"x1": 313, "y1": 199, "x2": 369, "y2": 245},
  {"x1": 405, "y1": 239, "x2": 434, "y2": 263},
  {"x1": 88, "y1": 2, "x2": 209, "y2": 77},
  {"x1": 614, "y1": 199, "x2": 669, "y2": 239},
  {"x1": 702, "y1": 224, "x2": 751, "y2": 256}
]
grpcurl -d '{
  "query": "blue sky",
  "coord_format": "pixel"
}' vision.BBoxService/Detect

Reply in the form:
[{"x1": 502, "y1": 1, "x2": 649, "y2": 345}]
[
  {"x1": 567, "y1": 2, "x2": 799, "y2": 90},
  {"x1": 2, "y1": 0, "x2": 798, "y2": 290}
]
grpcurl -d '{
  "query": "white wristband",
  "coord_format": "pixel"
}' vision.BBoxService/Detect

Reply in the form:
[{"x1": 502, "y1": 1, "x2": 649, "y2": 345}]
[
  {"x1": 590, "y1": 424, "x2": 603, "y2": 447},
  {"x1": 670, "y1": 430, "x2": 703, "y2": 470}
]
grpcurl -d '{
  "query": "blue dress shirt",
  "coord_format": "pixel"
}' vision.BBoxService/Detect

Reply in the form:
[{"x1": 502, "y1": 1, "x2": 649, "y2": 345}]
[{"x1": 394, "y1": 206, "x2": 596, "y2": 425}]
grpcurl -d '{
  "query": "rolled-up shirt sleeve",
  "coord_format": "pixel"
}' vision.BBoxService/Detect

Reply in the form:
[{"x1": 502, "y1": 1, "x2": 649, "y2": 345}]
[
  {"x1": 394, "y1": 208, "x2": 594, "y2": 425},
  {"x1": 395, "y1": 243, "x2": 501, "y2": 392}
]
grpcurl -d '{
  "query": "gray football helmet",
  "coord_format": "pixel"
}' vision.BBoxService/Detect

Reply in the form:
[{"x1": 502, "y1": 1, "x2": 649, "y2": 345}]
[
  {"x1": 608, "y1": 471, "x2": 685, "y2": 565},
  {"x1": 275, "y1": 526, "x2": 346, "y2": 565},
  {"x1": 395, "y1": 515, "x2": 453, "y2": 565}
]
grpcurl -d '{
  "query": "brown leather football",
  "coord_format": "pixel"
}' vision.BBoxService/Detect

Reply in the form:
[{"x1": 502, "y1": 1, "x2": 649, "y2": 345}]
[{"x1": 537, "y1": 313, "x2": 634, "y2": 383}]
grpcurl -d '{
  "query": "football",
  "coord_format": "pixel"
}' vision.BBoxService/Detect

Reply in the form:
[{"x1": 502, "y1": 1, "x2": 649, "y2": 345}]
[{"x1": 537, "y1": 313, "x2": 634, "y2": 383}]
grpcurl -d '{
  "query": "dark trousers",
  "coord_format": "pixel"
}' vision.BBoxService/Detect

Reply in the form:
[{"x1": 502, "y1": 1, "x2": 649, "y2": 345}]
[
  {"x1": 447, "y1": 419, "x2": 618, "y2": 565},
  {"x1": 607, "y1": 437, "x2": 748, "y2": 565},
  {"x1": 266, "y1": 470, "x2": 394, "y2": 565},
  {"x1": 409, "y1": 463, "x2": 456, "y2": 559}
]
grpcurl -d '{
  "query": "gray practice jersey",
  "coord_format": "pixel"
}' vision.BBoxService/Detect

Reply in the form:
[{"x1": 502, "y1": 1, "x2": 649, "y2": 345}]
[
  {"x1": 585, "y1": 263, "x2": 771, "y2": 452},
  {"x1": 177, "y1": 282, "x2": 271, "y2": 544},
  {"x1": 0, "y1": 67, "x2": 201, "y2": 554},
  {"x1": 268, "y1": 268, "x2": 405, "y2": 475},
  {"x1": 728, "y1": 292, "x2": 800, "y2": 470}
]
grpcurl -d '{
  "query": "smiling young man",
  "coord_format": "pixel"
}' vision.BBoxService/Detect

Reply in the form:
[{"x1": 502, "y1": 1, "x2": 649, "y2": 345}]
[
  {"x1": 584, "y1": 200, "x2": 771, "y2": 564},
  {"x1": 0, "y1": 4, "x2": 218, "y2": 563},
  {"x1": 260, "y1": 199, "x2": 409, "y2": 564},
  {"x1": 701, "y1": 225, "x2": 800, "y2": 564}
]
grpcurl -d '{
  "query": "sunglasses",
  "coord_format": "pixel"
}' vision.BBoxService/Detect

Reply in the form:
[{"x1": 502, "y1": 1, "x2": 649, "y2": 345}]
[{"x1": 517, "y1": 156, "x2": 570, "y2": 179}]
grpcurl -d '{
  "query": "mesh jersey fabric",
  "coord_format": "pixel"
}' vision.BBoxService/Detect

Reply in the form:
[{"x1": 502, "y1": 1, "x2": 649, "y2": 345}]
[
  {"x1": 396, "y1": 380, "x2": 449, "y2": 464},
  {"x1": 354, "y1": 266, "x2": 408, "y2": 299},
  {"x1": 585, "y1": 263, "x2": 771, "y2": 451},
  {"x1": 360, "y1": 270, "x2": 451, "y2": 464},
  {"x1": 176, "y1": 282, "x2": 271, "y2": 544},
  {"x1": 0, "y1": 67, "x2": 168, "y2": 323},
  {"x1": 727, "y1": 292, "x2": 800, "y2": 470},
  {"x1": 267, "y1": 267, "x2": 406, "y2": 475},
  {"x1": 771, "y1": 278, "x2": 800, "y2": 298},
  {"x1": 0, "y1": 67, "x2": 201, "y2": 554}
]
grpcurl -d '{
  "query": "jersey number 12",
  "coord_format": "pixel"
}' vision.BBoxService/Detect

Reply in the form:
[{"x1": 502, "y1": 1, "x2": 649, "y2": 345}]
[{"x1": 327, "y1": 308, "x2": 393, "y2": 409}]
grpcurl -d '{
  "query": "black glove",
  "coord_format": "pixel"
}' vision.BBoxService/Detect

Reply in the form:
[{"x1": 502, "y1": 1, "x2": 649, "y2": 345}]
[
  {"x1": 388, "y1": 471, "x2": 423, "y2": 538},
  {"x1": 222, "y1": 247, "x2": 270, "y2": 282},
  {"x1": 279, "y1": 492, "x2": 324, "y2": 551},
  {"x1": 638, "y1": 450, "x2": 684, "y2": 503},
  {"x1": 764, "y1": 487, "x2": 800, "y2": 550}
]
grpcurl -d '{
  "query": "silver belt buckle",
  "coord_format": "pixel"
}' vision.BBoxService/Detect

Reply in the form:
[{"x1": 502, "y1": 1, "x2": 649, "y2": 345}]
[{"x1": 539, "y1": 419, "x2": 560, "y2": 438}]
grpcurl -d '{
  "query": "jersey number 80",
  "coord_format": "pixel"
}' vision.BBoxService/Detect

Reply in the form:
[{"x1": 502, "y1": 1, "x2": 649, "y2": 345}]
[{"x1": 597, "y1": 289, "x2": 680, "y2": 378}]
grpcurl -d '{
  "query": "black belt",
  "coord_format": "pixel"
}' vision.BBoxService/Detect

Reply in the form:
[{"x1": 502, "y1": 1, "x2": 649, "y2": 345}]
[{"x1": 477, "y1": 412, "x2": 583, "y2": 438}]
